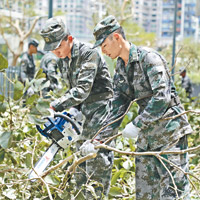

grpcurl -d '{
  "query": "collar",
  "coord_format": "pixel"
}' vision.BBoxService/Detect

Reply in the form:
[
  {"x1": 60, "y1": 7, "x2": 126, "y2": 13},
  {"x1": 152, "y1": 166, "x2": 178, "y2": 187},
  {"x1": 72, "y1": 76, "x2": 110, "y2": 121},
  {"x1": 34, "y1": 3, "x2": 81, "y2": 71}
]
[
  {"x1": 128, "y1": 43, "x2": 139, "y2": 63},
  {"x1": 71, "y1": 39, "x2": 80, "y2": 58}
]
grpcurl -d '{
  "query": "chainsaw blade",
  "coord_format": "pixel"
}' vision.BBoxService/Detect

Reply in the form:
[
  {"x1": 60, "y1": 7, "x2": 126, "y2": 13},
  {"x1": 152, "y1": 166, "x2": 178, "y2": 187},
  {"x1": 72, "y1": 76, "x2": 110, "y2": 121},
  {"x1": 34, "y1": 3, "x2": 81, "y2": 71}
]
[{"x1": 29, "y1": 142, "x2": 61, "y2": 182}]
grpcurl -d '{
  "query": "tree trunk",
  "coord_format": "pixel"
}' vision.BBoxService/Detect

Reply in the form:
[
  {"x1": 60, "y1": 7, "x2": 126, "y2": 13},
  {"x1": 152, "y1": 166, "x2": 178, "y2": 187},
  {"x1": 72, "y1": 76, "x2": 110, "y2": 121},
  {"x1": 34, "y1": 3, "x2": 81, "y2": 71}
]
[{"x1": 11, "y1": 54, "x2": 20, "y2": 66}]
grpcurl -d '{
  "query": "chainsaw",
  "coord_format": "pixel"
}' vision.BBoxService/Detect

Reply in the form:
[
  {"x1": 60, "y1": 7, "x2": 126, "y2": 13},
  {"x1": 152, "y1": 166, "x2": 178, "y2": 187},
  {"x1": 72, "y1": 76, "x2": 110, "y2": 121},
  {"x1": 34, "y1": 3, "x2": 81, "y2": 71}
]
[{"x1": 29, "y1": 108, "x2": 84, "y2": 181}]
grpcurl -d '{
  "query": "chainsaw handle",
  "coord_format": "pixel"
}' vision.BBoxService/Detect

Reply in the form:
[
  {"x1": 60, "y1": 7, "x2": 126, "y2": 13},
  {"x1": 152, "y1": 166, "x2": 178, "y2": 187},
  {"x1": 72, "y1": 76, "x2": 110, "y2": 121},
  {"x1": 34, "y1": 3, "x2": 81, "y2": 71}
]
[{"x1": 54, "y1": 113, "x2": 81, "y2": 135}]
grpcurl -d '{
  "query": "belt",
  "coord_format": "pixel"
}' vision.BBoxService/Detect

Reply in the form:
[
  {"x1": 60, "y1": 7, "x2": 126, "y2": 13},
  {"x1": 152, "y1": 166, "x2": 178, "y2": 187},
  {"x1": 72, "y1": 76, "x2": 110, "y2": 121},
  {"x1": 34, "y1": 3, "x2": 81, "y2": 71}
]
[{"x1": 84, "y1": 91, "x2": 113, "y2": 104}]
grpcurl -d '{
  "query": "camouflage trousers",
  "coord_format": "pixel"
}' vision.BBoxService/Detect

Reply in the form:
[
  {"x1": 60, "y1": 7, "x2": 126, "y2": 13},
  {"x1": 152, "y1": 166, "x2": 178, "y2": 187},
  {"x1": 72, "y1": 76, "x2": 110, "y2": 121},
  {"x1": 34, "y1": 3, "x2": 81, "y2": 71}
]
[
  {"x1": 74, "y1": 146, "x2": 114, "y2": 200},
  {"x1": 136, "y1": 135, "x2": 190, "y2": 200}
]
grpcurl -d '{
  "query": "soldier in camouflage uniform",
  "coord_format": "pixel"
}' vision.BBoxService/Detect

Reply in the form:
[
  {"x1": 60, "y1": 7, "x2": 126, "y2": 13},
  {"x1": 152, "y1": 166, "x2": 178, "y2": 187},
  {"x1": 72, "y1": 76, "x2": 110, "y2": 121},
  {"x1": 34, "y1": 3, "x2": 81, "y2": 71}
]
[
  {"x1": 40, "y1": 51, "x2": 63, "y2": 94},
  {"x1": 179, "y1": 67, "x2": 193, "y2": 99},
  {"x1": 19, "y1": 39, "x2": 39, "y2": 83},
  {"x1": 93, "y1": 15, "x2": 192, "y2": 200},
  {"x1": 40, "y1": 17, "x2": 114, "y2": 199}
]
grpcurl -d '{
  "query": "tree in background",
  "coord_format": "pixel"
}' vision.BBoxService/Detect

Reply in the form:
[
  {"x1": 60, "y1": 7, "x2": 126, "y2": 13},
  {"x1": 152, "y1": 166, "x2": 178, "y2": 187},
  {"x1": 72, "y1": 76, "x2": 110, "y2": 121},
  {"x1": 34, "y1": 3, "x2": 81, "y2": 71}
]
[
  {"x1": 93, "y1": 0, "x2": 156, "y2": 47},
  {"x1": 0, "y1": 0, "x2": 40, "y2": 66}
]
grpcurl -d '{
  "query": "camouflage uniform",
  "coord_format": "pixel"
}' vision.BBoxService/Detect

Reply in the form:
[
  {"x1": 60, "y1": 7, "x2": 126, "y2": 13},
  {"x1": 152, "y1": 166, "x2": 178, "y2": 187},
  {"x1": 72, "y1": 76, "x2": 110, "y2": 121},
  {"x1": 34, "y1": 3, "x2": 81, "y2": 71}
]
[
  {"x1": 181, "y1": 76, "x2": 193, "y2": 99},
  {"x1": 179, "y1": 67, "x2": 193, "y2": 99},
  {"x1": 40, "y1": 51, "x2": 63, "y2": 93},
  {"x1": 53, "y1": 40, "x2": 114, "y2": 198},
  {"x1": 20, "y1": 52, "x2": 36, "y2": 83},
  {"x1": 93, "y1": 16, "x2": 192, "y2": 200},
  {"x1": 19, "y1": 39, "x2": 39, "y2": 83},
  {"x1": 40, "y1": 17, "x2": 114, "y2": 199}
]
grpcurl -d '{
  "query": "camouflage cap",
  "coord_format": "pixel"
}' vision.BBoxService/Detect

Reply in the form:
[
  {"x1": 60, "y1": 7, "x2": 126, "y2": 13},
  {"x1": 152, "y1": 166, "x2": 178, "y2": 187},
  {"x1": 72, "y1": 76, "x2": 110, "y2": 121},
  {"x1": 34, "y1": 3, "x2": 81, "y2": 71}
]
[
  {"x1": 28, "y1": 38, "x2": 39, "y2": 47},
  {"x1": 93, "y1": 15, "x2": 120, "y2": 48},
  {"x1": 179, "y1": 67, "x2": 186, "y2": 74},
  {"x1": 40, "y1": 17, "x2": 69, "y2": 51}
]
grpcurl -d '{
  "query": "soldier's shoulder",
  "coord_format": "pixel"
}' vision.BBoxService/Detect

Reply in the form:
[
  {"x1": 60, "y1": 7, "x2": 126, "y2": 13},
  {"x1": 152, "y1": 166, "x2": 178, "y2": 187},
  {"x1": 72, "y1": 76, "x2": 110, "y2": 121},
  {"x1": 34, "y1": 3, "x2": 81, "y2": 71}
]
[
  {"x1": 80, "y1": 42, "x2": 100, "y2": 58},
  {"x1": 138, "y1": 47, "x2": 164, "y2": 66},
  {"x1": 21, "y1": 52, "x2": 28, "y2": 59}
]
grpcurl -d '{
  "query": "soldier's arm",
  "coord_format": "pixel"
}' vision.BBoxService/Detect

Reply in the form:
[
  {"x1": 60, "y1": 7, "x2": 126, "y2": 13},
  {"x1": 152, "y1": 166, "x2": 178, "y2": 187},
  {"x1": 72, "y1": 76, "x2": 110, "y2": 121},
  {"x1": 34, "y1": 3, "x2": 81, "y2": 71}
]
[
  {"x1": 51, "y1": 50, "x2": 98, "y2": 111},
  {"x1": 46, "y1": 59, "x2": 59, "y2": 84},
  {"x1": 132, "y1": 52, "x2": 171, "y2": 130},
  {"x1": 99, "y1": 68, "x2": 131, "y2": 139}
]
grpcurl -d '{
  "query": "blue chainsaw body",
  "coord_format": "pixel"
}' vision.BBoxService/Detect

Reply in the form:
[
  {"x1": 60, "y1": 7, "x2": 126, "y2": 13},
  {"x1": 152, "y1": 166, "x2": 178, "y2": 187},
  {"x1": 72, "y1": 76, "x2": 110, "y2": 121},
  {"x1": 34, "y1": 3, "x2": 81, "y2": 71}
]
[
  {"x1": 29, "y1": 110, "x2": 83, "y2": 181},
  {"x1": 36, "y1": 112, "x2": 74, "y2": 143}
]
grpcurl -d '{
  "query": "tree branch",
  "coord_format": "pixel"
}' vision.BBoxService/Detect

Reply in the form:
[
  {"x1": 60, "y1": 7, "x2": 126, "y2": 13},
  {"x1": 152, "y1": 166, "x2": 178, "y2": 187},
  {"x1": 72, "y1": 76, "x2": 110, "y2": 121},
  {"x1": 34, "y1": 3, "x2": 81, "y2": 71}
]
[
  {"x1": 162, "y1": 110, "x2": 200, "y2": 121},
  {"x1": 24, "y1": 16, "x2": 40, "y2": 39}
]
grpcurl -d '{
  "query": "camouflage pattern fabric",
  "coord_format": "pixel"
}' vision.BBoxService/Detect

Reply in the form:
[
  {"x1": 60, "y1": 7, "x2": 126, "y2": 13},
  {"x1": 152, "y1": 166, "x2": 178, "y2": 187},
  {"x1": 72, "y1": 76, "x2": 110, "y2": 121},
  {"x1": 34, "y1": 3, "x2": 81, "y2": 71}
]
[
  {"x1": 103, "y1": 43, "x2": 192, "y2": 199},
  {"x1": 75, "y1": 143, "x2": 114, "y2": 199},
  {"x1": 136, "y1": 135, "x2": 190, "y2": 200},
  {"x1": 51, "y1": 40, "x2": 114, "y2": 198},
  {"x1": 105, "y1": 44, "x2": 192, "y2": 150},
  {"x1": 19, "y1": 52, "x2": 35, "y2": 83},
  {"x1": 40, "y1": 51, "x2": 63, "y2": 93},
  {"x1": 181, "y1": 75, "x2": 193, "y2": 98},
  {"x1": 93, "y1": 15, "x2": 120, "y2": 48},
  {"x1": 40, "y1": 17, "x2": 69, "y2": 51}
]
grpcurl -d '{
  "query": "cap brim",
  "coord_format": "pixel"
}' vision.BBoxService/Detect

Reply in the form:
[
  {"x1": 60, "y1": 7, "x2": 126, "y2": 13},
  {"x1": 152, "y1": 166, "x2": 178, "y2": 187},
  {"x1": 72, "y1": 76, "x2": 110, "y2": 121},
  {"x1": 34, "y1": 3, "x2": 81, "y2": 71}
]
[
  {"x1": 43, "y1": 39, "x2": 63, "y2": 51},
  {"x1": 92, "y1": 38, "x2": 105, "y2": 49}
]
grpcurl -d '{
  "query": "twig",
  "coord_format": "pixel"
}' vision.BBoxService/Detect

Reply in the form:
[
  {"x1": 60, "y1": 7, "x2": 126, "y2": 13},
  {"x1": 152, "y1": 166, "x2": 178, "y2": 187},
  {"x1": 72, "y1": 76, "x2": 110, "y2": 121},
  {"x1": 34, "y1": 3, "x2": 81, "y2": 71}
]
[
  {"x1": 41, "y1": 153, "x2": 76, "y2": 178},
  {"x1": 170, "y1": 46, "x2": 184, "y2": 73},
  {"x1": 158, "y1": 154, "x2": 200, "y2": 197},
  {"x1": 156, "y1": 155, "x2": 179, "y2": 198},
  {"x1": 60, "y1": 153, "x2": 97, "y2": 190},
  {"x1": 95, "y1": 141, "x2": 200, "y2": 156},
  {"x1": 91, "y1": 94, "x2": 152, "y2": 141},
  {"x1": 162, "y1": 110, "x2": 200, "y2": 120}
]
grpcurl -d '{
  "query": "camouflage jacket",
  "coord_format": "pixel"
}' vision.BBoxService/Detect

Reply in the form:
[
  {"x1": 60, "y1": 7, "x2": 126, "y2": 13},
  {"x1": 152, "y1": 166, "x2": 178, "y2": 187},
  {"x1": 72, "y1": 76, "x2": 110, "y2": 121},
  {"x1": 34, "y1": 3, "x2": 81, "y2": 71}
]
[
  {"x1": 19, "y1": 52, "x2": 35, "y2": 82},
  {"x1": 51, "y1": 40, "x2": 113, "y2": 138},
  {"x1": 181, "y1": 75, "x2": 193, "y2": 97},
  {"x1": 40, "y1": 51, "x2": 63, "y2": 91},
  {"x1": 106, "y1": 43, "x2": 192, "y2": 150}
]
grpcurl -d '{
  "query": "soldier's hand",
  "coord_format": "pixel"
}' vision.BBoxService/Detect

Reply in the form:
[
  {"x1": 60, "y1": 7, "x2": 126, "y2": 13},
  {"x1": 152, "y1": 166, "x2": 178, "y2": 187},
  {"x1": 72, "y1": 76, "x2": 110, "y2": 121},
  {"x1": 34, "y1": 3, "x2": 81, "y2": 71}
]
[
  {"x1": 122, "y1": 122, "x2": 140, "y2": 139},
  {"x1": 80, "y1": 140, "x2": 99, "y2": 156}
]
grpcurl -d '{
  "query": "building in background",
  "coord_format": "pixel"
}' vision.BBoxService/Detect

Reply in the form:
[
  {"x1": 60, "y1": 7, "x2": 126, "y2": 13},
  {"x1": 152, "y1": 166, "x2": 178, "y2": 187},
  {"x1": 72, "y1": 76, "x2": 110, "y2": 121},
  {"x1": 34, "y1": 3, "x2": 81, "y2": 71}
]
[
  {"x1": 133, "y1": 0, "x2": 162, "y2": 40},
  {"x1": 36, "y1": 0, "x2": 105, "y2": 42},
  {"x1": 0, "y1": 0, "x2": 200, "y2": 45},
  {"x1": 133, "y1": 0, "x2": 199, "y2": 46}
]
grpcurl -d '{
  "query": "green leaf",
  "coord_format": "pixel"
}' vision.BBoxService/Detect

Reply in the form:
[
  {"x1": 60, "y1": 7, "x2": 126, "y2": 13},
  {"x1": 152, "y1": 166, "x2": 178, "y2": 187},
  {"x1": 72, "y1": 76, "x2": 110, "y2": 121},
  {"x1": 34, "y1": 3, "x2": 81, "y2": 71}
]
[
  {"x1": 44, "y1": 175, "x2": 59, "y2": 185},
  {"x1": 26, "y1": 94, "x2": 39, "y2": 105},
  {"x1": 36, "y1": 98, "x2": 50, "y2": 114},
  {"x1": 25, "y1": 153, "x2": 32, "y2": 168},
  {"x1": 111, "y1": 169, "x2": 122, "y2": 185},
  {"x1": 33, "y1": 78, "x2": 46, "y2": 91},
  {"x1": 0, "y1": 131, "x2": 12, "y2": 149},
  {"x1": 3, "y1": 188, "x2": 17, "y2": 200},
  {"x1": 28, "y1": 114, "x2": 47, "y2": 125},
  {"x1": 10, "y1": 154, "x2": 18, "y2": 165},
  {"x1": 109, "y1": 187, "x2": 123, "y2": 197},
  {"x1": 122, "y1": 159, "x2": 133, "y2": 170},
  {"x1": 34, "y1": 68, "x2": 46, "y2": 79},
  {"x1": 0, "y1": 94, "x2": 4, "y2": 102},
  {"x1": 58, "y1": 191, "x2": 71, "y2": 200},
  {"x1": 29, "y1": 107, "x2": 42, "y2": 115},
  {"x1": 0, "y1": 53, "x2": 8, "y2": 70},
  {"x1": 13, "y1": 80, "x2": 24, "y2": 100},
  {"x1": 0, "y1": 150, "x2": 5, "y2": 163},
  {"x1": 0, "y1": 102, "x2": 7, "y2": 113}
]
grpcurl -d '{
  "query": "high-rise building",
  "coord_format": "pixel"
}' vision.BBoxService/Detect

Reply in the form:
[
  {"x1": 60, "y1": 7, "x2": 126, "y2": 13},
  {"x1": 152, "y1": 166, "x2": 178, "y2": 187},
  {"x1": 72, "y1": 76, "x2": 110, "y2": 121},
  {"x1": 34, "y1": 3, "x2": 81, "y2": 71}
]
[
  {"x1": 133, "y1": 0, "x2": 199, "y2": 45},
  {"x1": 35, "y1": 0, "x2": 104, "y2": 42},
  {"x1": 133, "y1": 0, "x2": 162, "y2": 37}
]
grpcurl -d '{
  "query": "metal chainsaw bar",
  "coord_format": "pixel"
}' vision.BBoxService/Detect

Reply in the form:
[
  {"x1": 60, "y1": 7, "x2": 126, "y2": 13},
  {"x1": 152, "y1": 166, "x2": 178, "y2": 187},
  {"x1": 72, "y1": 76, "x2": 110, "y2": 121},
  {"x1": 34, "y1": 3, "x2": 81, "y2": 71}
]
[{"x1": 29, "y1": 143, "x2": 60, "y2": 181}]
